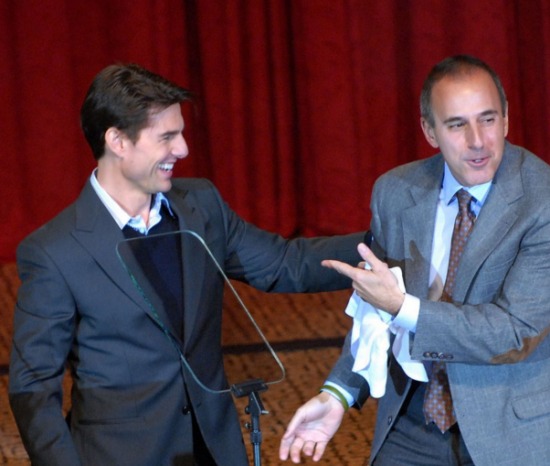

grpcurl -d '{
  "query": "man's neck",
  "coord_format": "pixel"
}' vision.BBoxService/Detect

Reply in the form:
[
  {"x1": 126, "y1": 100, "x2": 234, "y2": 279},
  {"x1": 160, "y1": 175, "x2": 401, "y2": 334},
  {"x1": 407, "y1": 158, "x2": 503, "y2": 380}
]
[{"x1": 95, "y1": 166, "x2": 152, "y2": 220}]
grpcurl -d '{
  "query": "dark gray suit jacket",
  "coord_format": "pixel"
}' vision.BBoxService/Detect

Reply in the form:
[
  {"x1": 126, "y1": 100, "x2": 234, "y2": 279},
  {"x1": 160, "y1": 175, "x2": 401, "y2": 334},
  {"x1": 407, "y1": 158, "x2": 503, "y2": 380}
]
[
  {"x1": 328, "y1": 142, "x2": 550, "y2": 466},
  {"x1": 9, "y1": 177, "x2": 363, "y2": 466}
]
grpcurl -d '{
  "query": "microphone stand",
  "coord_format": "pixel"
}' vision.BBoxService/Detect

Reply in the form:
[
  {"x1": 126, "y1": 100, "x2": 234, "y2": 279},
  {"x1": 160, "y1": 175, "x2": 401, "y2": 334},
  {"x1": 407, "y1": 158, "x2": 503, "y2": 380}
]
[{"x1": 231, "y1": 379, "x2": 269, "y2": 466}]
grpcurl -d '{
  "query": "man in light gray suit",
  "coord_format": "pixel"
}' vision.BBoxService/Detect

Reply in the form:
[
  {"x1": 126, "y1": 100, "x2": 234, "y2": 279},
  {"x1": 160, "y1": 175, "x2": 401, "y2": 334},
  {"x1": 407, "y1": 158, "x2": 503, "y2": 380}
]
[{"x1": 280, "y1": 55, "x2": 550, "y2": 465}]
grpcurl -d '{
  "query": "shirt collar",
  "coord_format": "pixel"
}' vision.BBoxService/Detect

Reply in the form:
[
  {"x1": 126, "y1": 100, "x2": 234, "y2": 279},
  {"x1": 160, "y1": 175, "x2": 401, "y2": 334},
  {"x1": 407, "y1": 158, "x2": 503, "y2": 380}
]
[
  {"x1": 442, "y1": 163, "x2": 492, "y2": 208},
  {"x1": 90, "y1": 170, "x2": 173, "y2": 232}
]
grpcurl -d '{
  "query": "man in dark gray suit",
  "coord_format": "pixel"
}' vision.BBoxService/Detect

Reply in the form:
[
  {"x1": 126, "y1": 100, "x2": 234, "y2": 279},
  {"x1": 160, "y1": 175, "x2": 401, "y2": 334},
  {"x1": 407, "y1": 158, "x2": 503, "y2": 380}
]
[
  {"x1": 8, "y1": 64, "x2": 365, "y2": 465},
  {"x1": 280, "y1": 55, "x2": 550, "y2": 465}
]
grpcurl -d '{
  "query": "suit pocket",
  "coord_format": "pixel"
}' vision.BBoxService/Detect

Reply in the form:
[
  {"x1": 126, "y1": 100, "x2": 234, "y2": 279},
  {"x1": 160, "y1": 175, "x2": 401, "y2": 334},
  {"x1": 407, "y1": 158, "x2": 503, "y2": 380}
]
[
  {"x1": 74, "y1": 386, "x2": 140, "y2": 425},
  {"x1": 512, "y1": 386, "x2": 550, "y2": 420}
]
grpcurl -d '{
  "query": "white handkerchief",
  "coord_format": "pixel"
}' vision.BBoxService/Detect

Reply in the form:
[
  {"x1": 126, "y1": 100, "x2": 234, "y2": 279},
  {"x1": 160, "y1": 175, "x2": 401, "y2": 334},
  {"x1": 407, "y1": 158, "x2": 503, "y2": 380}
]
[{"x1": 345, "y1": 267, "x2": 428, "y2": 398}]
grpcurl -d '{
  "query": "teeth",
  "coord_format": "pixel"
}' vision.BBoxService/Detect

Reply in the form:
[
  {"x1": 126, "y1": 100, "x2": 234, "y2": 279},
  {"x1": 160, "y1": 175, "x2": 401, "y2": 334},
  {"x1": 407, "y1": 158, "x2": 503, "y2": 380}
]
[{"x1": 159, "y1": 163, "x2": 174, "y2": 171}]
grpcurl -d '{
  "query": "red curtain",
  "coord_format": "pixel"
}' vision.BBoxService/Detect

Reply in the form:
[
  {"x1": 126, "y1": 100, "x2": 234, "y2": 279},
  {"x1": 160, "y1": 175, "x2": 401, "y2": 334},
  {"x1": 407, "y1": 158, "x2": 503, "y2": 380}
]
[{"x1": 2, "y1": 0, "x2": 549, "y2": 261}]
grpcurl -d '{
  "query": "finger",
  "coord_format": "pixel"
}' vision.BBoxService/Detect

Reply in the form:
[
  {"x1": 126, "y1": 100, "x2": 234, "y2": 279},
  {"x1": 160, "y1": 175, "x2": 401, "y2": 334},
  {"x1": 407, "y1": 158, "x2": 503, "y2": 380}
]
[
  {"x1": 279, "y1": 417, "x2": 300, "y2": 459},
  {"x1": 279, "y1": 436, "x2": 293, "y2": 460},
  {"x1": 321, "y1": 259, "x2": 359, "y2": 279},
  {"x1": 280, "y1": 409, "x2": 308, "y2": 460},
  {"x1": 312, "y1": 441, "x2": 329, "y2": 461},
  {"x1": 303, "y1": 440, "x2": 316, "y2": 457},
  {"x1": 358, "y1": 260, "x2": 371, "y2": 271},
  {"x1": 357, "y1": 243, "x2": 380, "y2": 269},
  {"x1": 289, "y1": 437, "x2": 306, "y2": 463}
]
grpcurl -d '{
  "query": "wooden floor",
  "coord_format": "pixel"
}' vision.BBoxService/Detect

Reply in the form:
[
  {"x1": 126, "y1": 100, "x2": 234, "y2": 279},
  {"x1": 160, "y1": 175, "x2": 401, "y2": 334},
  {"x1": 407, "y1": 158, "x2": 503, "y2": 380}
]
[{"x1": 0, "y1": 262, "x2": 376, "y2": 465}]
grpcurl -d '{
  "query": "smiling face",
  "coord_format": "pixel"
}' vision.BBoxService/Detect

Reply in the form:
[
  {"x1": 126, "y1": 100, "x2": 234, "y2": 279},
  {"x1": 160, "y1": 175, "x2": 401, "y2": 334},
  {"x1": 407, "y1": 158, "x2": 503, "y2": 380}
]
[
  {"x1": 98, "y1": 103, "x2": 189, "y2": 216},
  {"x1": 421, "y1": 69, "x2": 509, "y2": 187},
  {"x1": 119, "y1": 103, "x2": 188, "y2": 195}
]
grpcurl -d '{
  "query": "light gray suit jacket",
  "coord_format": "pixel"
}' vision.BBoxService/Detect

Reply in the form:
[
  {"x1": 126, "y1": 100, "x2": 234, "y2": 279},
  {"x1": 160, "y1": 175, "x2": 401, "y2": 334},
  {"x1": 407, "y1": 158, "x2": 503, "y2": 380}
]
[{"x1": 328, "y1": 142, "x2": 550, "y2": 465}]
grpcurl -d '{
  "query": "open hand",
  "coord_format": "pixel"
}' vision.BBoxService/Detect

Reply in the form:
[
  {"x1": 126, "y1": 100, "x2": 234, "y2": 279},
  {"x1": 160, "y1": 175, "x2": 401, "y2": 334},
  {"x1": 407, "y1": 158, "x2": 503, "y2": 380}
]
[{"x1": 279, "y1": 392, "x2": 345, "y2": 463}]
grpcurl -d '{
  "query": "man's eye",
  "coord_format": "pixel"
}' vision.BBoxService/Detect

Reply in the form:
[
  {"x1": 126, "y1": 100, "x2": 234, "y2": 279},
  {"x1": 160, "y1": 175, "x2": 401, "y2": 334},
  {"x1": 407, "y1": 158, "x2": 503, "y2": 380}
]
[
  {"x1": 448, "y1": 122, "x2": 465, "y2": 130},
  {"x1": 480, "y1": 117, "x2": 495, "y2": 125}
]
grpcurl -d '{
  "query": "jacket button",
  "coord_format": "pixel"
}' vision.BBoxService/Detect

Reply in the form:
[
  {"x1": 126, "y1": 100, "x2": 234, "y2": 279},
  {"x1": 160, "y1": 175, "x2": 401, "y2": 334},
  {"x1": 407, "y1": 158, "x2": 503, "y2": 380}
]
[
  {"x1": 182, "y1": 405, "x2": 191, "y2": 415},
  {"x1": 387, "y1": 416, "x2": 393, "y2": 425}
]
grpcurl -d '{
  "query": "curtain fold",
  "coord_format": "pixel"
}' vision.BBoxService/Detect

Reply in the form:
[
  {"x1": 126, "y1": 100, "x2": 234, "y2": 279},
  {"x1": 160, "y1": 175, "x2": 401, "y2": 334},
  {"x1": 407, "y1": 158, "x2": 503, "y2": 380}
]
[{"x1": 1, "y1": 0, "x2": 549, "y2": 261}]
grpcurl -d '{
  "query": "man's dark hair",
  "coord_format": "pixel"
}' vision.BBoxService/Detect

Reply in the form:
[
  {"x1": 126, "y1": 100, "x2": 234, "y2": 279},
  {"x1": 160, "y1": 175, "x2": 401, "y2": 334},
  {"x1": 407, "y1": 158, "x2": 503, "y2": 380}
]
[
  {"x1": 80, "y1": 63, "x2": 192, "y2": 160},
  {"x1": 420, "y1": 55, "x2": 508, "y2": 127}
]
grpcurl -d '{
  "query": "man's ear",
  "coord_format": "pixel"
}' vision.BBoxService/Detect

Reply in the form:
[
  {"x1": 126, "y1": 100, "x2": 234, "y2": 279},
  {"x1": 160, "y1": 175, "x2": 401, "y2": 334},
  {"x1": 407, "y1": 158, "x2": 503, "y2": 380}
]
[
  {"x1": 420, "y1": 118, "x2": 439, "y2": 149},
  {"x1": 503, "y1": 102, "x2": 509, "y2": 138},
  {"x1": 104, "y1": 127, "x2": 127, "y2": 157}
]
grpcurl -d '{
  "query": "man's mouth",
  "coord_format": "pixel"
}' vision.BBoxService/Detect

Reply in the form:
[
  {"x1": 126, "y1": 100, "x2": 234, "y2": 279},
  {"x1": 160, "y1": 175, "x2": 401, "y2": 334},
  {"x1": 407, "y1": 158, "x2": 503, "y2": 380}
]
[
  {"x1": 467, "y1": 156, "x2": 489, "y2": 166},
  {"x1": 158, "y1": 163, "x2": 174, "y2": 172}
]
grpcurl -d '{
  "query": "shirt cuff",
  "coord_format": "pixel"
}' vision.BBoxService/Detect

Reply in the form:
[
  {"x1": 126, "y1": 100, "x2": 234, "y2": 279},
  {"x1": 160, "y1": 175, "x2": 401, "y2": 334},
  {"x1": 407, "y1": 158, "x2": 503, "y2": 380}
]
[
  {"x1": 321, "y1": 381, "x2": 354, "y2": 409},
  {"x1": 392, "y1": 293, "x2": 419, "y2": 332}
]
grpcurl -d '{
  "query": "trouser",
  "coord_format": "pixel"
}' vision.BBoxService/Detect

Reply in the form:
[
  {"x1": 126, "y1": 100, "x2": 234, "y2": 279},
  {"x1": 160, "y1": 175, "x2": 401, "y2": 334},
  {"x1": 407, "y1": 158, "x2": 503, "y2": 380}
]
[{"x1": 372, "y1": 382, "x2": 474, "y2": 466}]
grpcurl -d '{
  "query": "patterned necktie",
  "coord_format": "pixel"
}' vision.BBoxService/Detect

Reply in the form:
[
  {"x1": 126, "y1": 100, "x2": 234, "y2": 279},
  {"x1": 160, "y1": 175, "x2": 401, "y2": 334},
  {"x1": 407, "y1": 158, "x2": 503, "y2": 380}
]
[{"x1": 423, "y1": 188, "x2": 476, "y2": 433}]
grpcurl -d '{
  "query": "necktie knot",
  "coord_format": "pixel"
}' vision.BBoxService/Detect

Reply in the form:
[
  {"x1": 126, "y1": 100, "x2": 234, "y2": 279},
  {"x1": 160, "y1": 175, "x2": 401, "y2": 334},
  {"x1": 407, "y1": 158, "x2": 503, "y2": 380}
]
[{"x1": 456, "y1": 188, "x2": 474, "y2": 217}]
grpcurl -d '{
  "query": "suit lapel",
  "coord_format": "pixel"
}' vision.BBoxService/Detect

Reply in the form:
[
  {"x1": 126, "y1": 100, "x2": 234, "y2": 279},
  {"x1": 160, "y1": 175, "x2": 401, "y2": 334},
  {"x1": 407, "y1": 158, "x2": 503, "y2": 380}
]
[
  {"x1": 402, "y1": 193, "x2": 439, "y2": 299},
  {"x1": 401, "y1": 159, "x2": 443, "y2": 299},
  {"x1": 452, "y1": 145, "x2": 523, "y2": 301},
  {"x1": 73, "y1": 181, "x2": 200, "y2": 346},
  {"x1": 71, "y1": 182, "x2": 154, "y2": 315},
  {"x1": 166, "y1": 186, "x2": 208, "y2": 348}
]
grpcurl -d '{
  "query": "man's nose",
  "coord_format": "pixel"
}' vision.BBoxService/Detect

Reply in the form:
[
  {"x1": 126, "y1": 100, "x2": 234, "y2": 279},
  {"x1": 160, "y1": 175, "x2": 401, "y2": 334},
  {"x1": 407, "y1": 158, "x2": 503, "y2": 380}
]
[
  {"x1": 173, "y1": 134, "x2": 189, "y2": 159},
  {"x1": 466, "y1": 124, "x2": 483, "y2": 149}
]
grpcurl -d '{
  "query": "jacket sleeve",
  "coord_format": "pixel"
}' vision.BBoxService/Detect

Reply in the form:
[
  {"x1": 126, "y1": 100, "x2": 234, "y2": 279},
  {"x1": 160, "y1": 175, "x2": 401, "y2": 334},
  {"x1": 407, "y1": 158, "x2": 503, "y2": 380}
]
[
  {"x1": 9, "y1": 237, "x2": 81, "y2": 466},
  {"x1": 325, "y1": 333, "x2": 372, "y2": 408},
  {"x1": 191, "y1": 178, "x2": 366, "y2": 293}
]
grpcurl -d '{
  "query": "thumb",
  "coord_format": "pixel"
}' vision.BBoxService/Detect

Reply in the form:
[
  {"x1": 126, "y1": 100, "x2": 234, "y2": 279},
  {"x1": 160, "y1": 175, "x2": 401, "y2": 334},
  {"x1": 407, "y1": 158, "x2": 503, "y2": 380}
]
[{"x1": 357, "y1": 242, "x2": 377, "y2": 266}]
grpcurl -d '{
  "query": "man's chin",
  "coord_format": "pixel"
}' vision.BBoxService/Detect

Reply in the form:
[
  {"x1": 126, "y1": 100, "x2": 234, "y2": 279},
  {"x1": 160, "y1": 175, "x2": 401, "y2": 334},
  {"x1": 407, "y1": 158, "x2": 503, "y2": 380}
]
[
  {"x1": 156, "y1": 180, "x2": 173, "y2": 193},
  {"x1": 459, "y1": 167, "x2": 498, "y2": 187}
]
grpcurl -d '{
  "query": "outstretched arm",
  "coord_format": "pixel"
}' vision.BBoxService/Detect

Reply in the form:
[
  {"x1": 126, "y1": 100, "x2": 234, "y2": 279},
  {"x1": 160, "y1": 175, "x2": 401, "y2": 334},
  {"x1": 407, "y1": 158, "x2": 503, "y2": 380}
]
[{"x1": 279, "y1": 392, "x2": 345, "y2": 463}]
